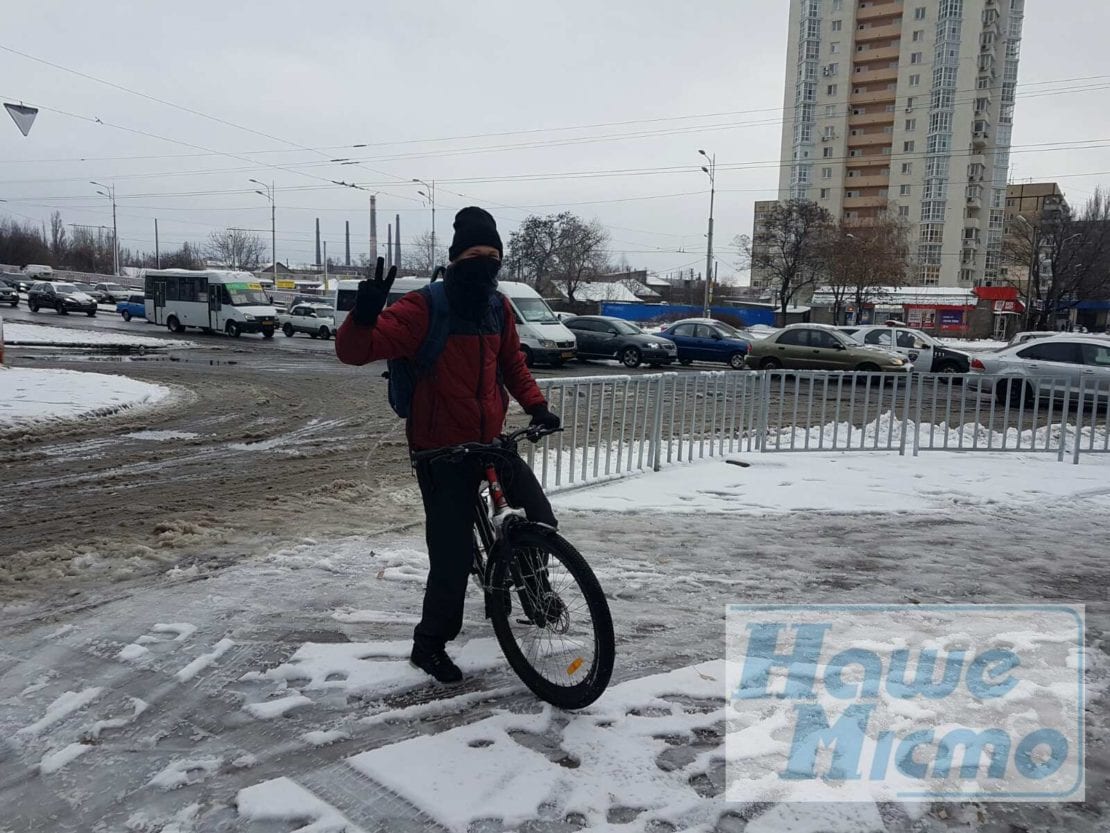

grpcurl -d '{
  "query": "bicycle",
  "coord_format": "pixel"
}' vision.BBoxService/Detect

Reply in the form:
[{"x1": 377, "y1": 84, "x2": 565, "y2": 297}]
[{"x1": 412, "y1": 425, "x2": 615, "y2": 710}]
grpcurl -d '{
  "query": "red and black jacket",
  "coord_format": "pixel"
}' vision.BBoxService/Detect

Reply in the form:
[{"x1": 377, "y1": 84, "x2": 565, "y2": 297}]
[{"x1": 335, "y1": 291, "x2": 546, "y2": 451}]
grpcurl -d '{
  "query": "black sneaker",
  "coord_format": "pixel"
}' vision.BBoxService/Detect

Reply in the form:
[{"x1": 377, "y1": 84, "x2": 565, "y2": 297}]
[{"x1": 410, "y1": 646, "x2": 463, "y2": 683}]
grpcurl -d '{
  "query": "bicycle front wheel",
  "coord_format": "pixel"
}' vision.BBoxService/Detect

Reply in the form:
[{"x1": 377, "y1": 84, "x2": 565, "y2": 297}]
[{"x1": 489, "y1": 524, "x2": 614, "y2": 709}]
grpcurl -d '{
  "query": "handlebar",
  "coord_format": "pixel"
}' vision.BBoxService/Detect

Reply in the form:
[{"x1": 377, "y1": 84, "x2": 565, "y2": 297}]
[{"x1": 412, "y1": 425, "x2": 562, "y2": 464}]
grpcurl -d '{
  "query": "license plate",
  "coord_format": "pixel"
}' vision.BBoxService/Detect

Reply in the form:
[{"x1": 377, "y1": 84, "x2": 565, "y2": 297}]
[{"x1": 561, "y1": 351, "x2": 575, "y2": 360}]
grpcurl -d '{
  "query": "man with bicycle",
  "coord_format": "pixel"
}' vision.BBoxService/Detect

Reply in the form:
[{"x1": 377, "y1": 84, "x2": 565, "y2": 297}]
[{"x1": 335, "y1": 207, "x2": 561, "y2": 683}]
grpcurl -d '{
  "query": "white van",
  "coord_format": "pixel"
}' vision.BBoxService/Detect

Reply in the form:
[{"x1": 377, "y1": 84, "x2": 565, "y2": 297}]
[
  {"x1": 142, "y1": 268, "x2": 279, "y2": 338},
  {"x1": 333, "y1": 277, "x2": 577, "y2": 366}
]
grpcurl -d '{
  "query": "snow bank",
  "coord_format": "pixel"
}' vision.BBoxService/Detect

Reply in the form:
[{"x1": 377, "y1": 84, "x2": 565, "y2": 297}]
[
  {"x1": 0, "y1": 367, "x2": 171, "y2": 429},
  {"x1": 2, "y1": 321, "x2": 195, "y2": 348},
  {"x1": 555, "y1": 449, "x2": 1110, "y2": 517}
]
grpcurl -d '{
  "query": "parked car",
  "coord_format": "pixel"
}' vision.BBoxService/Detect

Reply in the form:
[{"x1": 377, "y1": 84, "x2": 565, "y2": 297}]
[
  {"x1": 279, "y1": 303, "x2": 336, "y2": 339},
  {"x1": 842, "y1": 325, "x2": 970, "y2": 373},
  {"x1": 21, "y1": 264, "x2": 53, "y2": 279},
  {"x1": 2, "y1": 272, "x2": 31, "y2": 292},
  {"x1": 0, "y1": 279, "x2": 18, "y2": 307},
  {"x1": 564, "y1": 315, "x2": 677, "y2": 368},
  {"x1": 658, "y1": 318, "x2": 751, "y2": 369},
  {"x1": 746, "y1": 323, "x2": 910, "y2": 373},
  {"x1": 970, "y1": 335, "x2": 1110, "y2": 406},
  {"x1": 26, "y1": 281, "x2": 98, "y2": 316},
  {"x1": 93, "y1": 282, "x2": 131, "y2": 304},
  {"x1": 116, "y1": 293, "x2": 147, "y2": 322},
  {"x1": 72, "y1": 282, "x2": 101, "y2": 301}
]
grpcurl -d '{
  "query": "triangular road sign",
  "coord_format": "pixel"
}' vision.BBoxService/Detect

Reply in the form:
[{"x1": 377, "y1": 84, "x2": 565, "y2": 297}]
[{"x1": 4, "y1": 103, "x2": 38, "y2": 137}]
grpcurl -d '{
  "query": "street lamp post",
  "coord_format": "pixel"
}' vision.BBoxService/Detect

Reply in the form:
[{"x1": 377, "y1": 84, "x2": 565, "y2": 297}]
[
  {"x1": 90, "y1": 181, "x2": 119, "y2": 276},
  {"x1": 412, "y1": 179, "x2": 436, "y2": 274},
  {"x1": 698, "y1": 150, "x2": 716, "y2": 318},
  {"x1": 250, "y1": 179, "x2": 276, "y2": 285}
]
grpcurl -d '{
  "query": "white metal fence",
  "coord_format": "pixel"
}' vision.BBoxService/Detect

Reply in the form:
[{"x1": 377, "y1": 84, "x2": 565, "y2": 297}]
[{"x1": 528, "y1": 371, "x2": 1110, "y2": 492}]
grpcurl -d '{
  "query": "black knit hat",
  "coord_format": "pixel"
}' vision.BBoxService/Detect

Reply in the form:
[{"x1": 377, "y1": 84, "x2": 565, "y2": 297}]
[{"x1": 448, "y1": 206, "x2": 503, "y2": 262}]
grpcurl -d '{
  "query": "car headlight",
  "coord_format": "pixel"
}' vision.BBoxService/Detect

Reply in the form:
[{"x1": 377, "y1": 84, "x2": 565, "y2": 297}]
[
  {"x1": 891, "y1": 358, "x2": 904, "y2": 365},
  {"x1": 242, "y1": 313, "x2": 255, "y2": 321},
  {"x1": 540, "y1": 339, "x2": 556, "y2": 348},
  {"x1": 644, "y1": 341, "x2": 660, "y2": 349}
]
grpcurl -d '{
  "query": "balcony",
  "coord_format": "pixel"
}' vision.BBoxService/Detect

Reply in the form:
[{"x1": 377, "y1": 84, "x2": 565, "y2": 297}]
[
  {"x1": 854, "y1": 45, "x2": 901, "y2": 62},
  {"x1": 855, "y1": 22, "x2": 903, "y2": 42},
  {"x1": 857, "y1": 1, "x2": 904, "y2": 23},
  {"x1": 844, "y1": 173, "x2": 891, "y2": 188},
  {"x1": 847, "y1": 131, "x2": 894, "y2": 147},
  {"x1": 853, "y1": 65, "x2": 899, "y2": 84},
  {"x1": 850, "y1": 87, "x2": 898, "y2": 105},
  {"x1": 843, "y1": 195, "x2": 890, "y2": 210},
  {"x1": 971, "y1": 131, "x2": 990, "y2": 149},
  {"x1": 849, "y1": 110, "x2": 896, "y2": 127},
  {"x1": 846, "y1": 153, "x2": 888, "y2": 166},
  {"x1": 965, "y1": 192, "x2": 982, "y2": 210}
]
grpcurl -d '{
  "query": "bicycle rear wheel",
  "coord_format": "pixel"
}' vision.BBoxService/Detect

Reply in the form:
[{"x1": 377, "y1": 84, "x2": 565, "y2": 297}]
[{"x1": 489, "y1": 524, "x2": 614, "y2": 709}]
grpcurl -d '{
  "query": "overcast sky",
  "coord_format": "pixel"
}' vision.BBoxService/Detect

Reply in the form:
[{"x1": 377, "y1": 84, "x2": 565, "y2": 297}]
[{"x1": 2, "y1": 0, "x2": 1108, "y2": 282}]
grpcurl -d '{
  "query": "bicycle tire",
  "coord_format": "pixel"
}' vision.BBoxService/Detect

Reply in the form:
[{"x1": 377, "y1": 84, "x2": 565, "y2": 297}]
[{"x1": 488, "y1": 523, "x2": 614, "y2": 709}]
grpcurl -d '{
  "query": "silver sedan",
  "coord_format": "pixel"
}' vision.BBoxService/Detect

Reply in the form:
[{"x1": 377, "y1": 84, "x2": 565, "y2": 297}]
[{"x1": 970, "y1": 335, "x2": 1110, "y2": 406}]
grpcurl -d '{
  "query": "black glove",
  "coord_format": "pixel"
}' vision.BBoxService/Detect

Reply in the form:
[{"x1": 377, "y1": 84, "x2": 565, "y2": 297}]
[
  {"x1": 526, "y1": 403, "x2": 561, "y2": 430},
  {"x1": 352, "y1": 257, "x2": 396, "y2": 326}
]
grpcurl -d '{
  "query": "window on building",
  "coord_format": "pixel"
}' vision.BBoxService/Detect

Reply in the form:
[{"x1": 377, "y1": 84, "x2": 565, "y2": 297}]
[
  {"x1": 825, "y1": 63, "x2": 839, "y2": 76},
  {"x1": 822, "y1": 167, "x2": 833, "y2": 179},
  {"x1": 912, "y1": 30, "x2": 924, "y2": 42},
  {"x1": 832, "y1": 0, "x2": 843, "y2": 9},
  {"x1": 899, "y1": 205, "x2": 911, "y2": 217},
  {"x1": 824, "y1": 125, "x2": 836, "y2": 139},
  {"x1": 820, "y1": 188, "x2": 830, "y2": 199},
  {"x1": 849, "y1": 149, "x2": 862, "y2": 157},
  {"x1": 909, "y1": 74, "x2": 921, "y2": 88},
  {"x1": 830, "y1": 42, "x2": 841, "y2": 54},
  {"x1": 914, "y1": 7, "x2": 927, "y2": 20},
  {"x1": 831, "y1": 19, "x2": 842, "y2": 31},
  {"x1": 910, "y1": 52, "x2": 923, "y2": 64},
  {"x1": 824, "y1": 147, "x2": 834, "y2": 157},
  {"x1": 905, "y1": 118, "x2": 917, "y2": 131},
  {"x1": 900, "y1": 184, "x2": 912, "y2": 196},
  {"x1": 827, "y1": 83, "x2": 838, "y2": 96},
  {"x1": 903, "y1": 140, "x2": 916, "y2": 153}
]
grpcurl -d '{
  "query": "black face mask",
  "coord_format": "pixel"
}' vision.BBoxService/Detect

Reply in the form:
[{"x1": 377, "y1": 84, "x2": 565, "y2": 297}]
[{"x1": 444, "y1": 257, "x2": 501, "y2": 319}]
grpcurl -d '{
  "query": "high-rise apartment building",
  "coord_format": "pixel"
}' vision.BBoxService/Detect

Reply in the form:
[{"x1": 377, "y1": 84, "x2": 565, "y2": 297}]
[{"x1": 767, "y1": 0, "x2": 1025, "y2": 288}]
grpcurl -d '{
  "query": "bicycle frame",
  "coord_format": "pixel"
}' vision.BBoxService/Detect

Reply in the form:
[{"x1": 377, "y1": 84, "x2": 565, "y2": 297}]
[{"x1": 471, "y1": 463, "x2": 528, "y2": 598}]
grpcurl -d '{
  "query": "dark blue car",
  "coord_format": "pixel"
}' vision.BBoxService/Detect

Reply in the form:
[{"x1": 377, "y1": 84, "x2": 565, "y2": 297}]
[
  {"x1": 659, "y1": 318, "x2": 751, "y2": 369},
  {"x1": 116, "y1": 293, "x2": 147, "y2": 322}
]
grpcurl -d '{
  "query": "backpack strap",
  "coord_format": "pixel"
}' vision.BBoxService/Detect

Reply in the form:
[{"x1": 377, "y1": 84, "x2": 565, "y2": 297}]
[{"x1": 414, "y1": 282, "x2": 451, "y2": 374}]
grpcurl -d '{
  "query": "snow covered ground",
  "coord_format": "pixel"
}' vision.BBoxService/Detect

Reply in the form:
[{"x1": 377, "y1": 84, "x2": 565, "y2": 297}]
[
  {"x1": 2, "y1": 321, "x2": 195, "y2": 349},
  {"x1": 554, "y1": 449, "x2": 1110, "y2": 516},
  {"x1": 2, "y1": 448, "x2": 1108, "y2": 831},
  {"x1": 0, "y1": 367, "x2": 172, "y2": 429}
]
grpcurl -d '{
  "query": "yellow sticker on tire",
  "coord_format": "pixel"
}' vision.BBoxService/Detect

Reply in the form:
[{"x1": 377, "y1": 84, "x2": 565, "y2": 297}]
[{"x1": 566, "y1": 657, "x2": 584, "y2": 676}]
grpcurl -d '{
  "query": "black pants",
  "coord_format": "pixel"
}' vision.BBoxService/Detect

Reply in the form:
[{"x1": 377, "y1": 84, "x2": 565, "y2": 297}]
[{"x1": 412, "y1": 453, "x2": 556, "y2": 652}]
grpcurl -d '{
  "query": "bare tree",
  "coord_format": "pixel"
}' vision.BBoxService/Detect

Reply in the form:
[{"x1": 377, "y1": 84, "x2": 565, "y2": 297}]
[
  {"x1": 49, "y1": 211, "x2": 67, "y2": 261},
  {"x1": 828, "y1": 212, "x2": 911, "y2": 325},
  {"x1": 506, "y1": 212, "x2": 610, "y2": 300},
  {"x1": 206, "y1": 229, "x2": 267, "y2": 270},
  {"x1": 742, "y1": 200, "x2": 834, "y2": 317},
  {"x1": 405, "y1": 231, "x2": 450, "y2": 275},
  {"x1": 1004, "y1": 188, "x2": 1110, "y2": 329}
]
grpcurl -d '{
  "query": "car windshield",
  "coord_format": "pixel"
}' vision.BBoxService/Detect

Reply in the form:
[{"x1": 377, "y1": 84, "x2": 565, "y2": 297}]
[
  {"x1": 514, "y1": 297, "x2": 558, "y2": 324},
  {"x1": 105, "y1": 284, "x2": 126, "y2": 292},
  {"x1": 714, "y1": 323, "x2": 746, "y2": 338},
  {"x1": 53, "y1": 283, "x2": 79, "y2": 294},
  {"x1": 611, "y1": 320, "x2": 642, "y2": 335},
  {"x1": 226, "y1": 287, "x2": 270, "y2": 306}
]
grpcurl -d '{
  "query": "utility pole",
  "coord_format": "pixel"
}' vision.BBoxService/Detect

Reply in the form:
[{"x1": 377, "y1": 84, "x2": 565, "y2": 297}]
[
  {"x1": 315, "y1": 218, "x2": 321, "y2": 266},
  {"x1": 323, "y1": 241, "x2": 329, "y2": 290},
  {"x1": 154, "y1": 218, "x2": 160, "y2": 268},
  {"x1": 413, "y1": 178, "x2": 436, "y2": 273},
  {"x1": 91, "y1": 181, "x2": 119, "y2": 276},
  {"x1": 395, "y1": 213, "x2": 401, "y2": 272},
  {"x1": 698, "y1": 150, "x2": 716, "y2": 318},
  {"x1": 250, "y1": 180, "x2": 276, "y2": 283},
  {"x1": 345, "y1": 220, "x2": 351, "y2": 266}
]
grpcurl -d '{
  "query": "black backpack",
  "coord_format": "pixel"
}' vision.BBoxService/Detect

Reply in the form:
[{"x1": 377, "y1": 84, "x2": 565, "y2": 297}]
[{"x1": 386, "y1": 281, "x2": 505, "y2": 418}]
